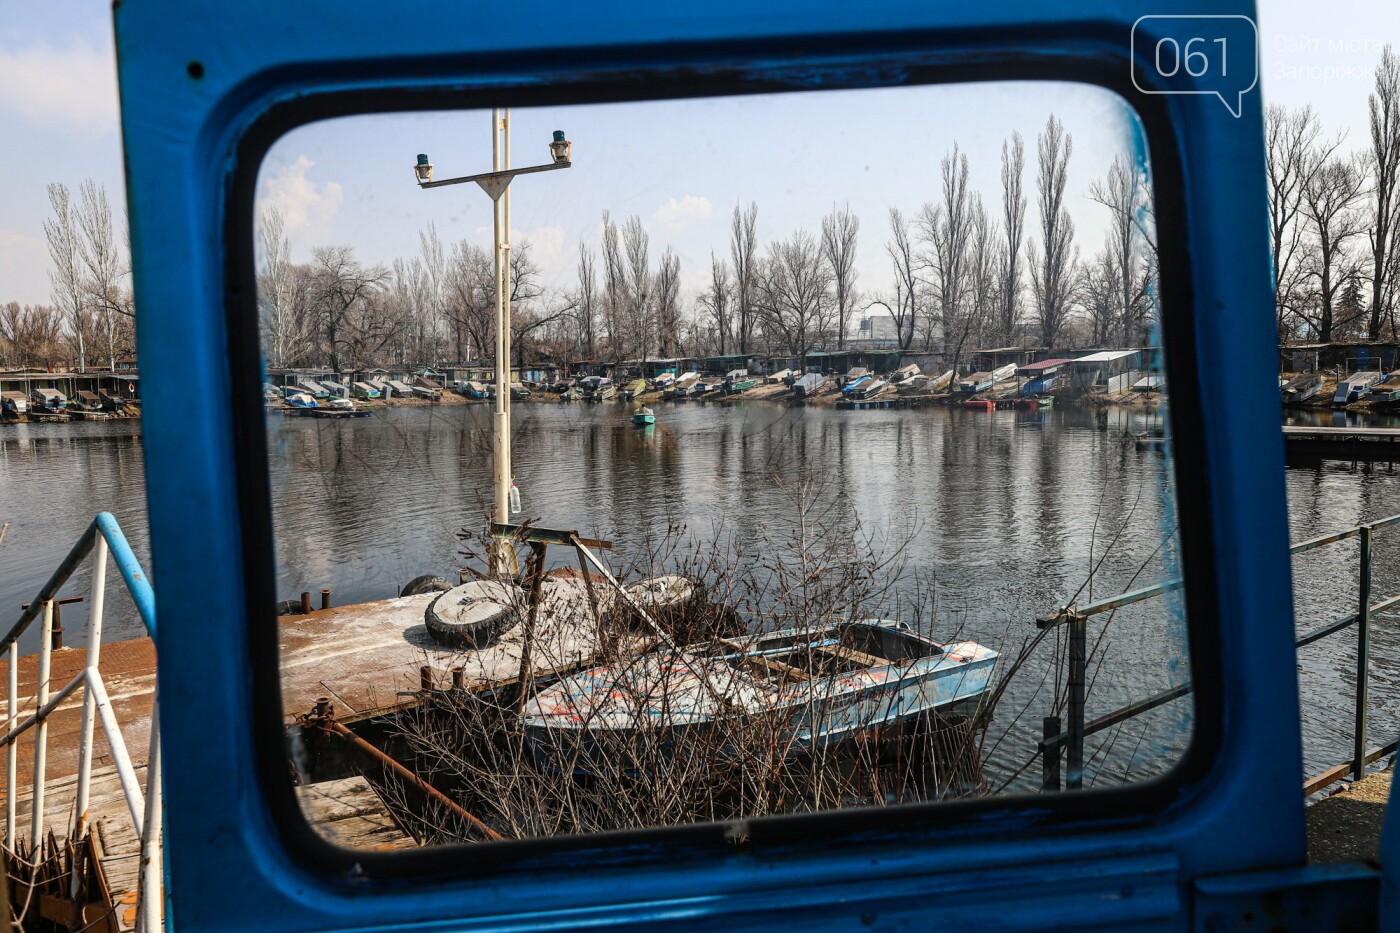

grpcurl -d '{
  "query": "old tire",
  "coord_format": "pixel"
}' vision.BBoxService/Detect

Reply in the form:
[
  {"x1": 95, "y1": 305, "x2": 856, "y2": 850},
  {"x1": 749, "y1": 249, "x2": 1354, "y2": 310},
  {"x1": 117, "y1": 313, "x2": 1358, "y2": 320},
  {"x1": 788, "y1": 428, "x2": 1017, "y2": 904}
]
[
  {"x1": 425, "y1": 580, "x2": 522, "y2": 648},
  {"x1": 401, "y1": 574, "x2": 455, "y2": 597},
  {"x1": 616, "y1": 574, "x2": 708, "y2": 638}
]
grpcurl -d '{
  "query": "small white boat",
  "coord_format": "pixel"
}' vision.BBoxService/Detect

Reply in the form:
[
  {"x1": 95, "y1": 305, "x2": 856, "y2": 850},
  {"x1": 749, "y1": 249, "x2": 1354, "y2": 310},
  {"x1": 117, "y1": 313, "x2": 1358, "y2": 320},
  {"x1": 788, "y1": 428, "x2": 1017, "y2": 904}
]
[
  {"x1": 856, "y1": 378, "x2": 888, "y2": 399},
  {"x1": 767, "y1": 368, "x2": 793, "y2": 384},
  {"x1": 522, "y1": 619, "x2": 998, "y2": 773},
  {"x1": 1334, "y1": 371, "x2": 1382, "y2": 405}
]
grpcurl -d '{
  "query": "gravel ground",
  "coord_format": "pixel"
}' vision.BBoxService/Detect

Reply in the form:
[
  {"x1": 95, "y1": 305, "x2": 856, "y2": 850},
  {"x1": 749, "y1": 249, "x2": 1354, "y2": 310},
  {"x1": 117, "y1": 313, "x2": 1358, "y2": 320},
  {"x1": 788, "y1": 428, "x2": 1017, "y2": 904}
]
[{"x1": 1306, "y1": 764, "x2": 1394, "y2": 863}]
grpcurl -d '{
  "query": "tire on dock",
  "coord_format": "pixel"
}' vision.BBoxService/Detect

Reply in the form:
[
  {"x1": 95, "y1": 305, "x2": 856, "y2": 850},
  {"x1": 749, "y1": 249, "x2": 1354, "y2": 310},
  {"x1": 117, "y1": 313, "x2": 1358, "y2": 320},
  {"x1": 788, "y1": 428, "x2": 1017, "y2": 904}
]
[
  {"x1": 401, "y1": 574, "x2": 455, "y2": 596},
  {"x1": 425, "y1": 580, "x2": 523, "y2": 648},
  {"x1": 614, "y1": 574, "x2": 721, "y2": 642}
]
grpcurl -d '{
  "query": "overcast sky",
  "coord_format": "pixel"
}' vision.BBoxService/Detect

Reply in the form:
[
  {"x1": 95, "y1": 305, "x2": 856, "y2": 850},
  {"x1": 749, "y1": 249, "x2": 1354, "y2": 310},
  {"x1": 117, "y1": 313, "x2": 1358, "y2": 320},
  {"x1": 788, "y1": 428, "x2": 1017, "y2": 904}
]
[{"x1": 3, "y1": 2, "x2": 1398, "y2": 309}]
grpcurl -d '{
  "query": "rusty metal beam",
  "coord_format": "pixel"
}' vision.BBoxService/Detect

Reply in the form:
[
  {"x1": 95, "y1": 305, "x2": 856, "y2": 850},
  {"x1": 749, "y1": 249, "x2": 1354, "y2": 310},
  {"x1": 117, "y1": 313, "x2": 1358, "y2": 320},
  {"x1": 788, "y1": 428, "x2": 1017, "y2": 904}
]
[{"x1": 324, "y1": 719, "x2": 502, "y2": 842}]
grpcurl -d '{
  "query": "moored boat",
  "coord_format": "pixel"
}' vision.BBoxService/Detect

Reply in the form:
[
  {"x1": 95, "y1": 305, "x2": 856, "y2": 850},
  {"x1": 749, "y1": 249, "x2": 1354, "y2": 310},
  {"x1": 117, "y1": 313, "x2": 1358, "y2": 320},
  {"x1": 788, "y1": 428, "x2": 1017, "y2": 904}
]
[
  {"x1": 284, "y1": 390, "x2": 318, "y2": 409},
  {"x1": 856, "y1": 378, "x2": 888, "y2": 399},
  {"x1": 1334, "y1": 371, "x2": 1382, "y2": 406},
  {"x1": 1280, "y1": 373, "x2": 1322, "y2": 405},
  {"x1": 792, "y1": 372, "x2": 828, "y2": 399},
  {"x1": 621, "y1": 378, "x2": 648, "y2": 400},
  {"x1": 963, "y1": 398, "x2": 996, "y2": 411},
  {"x1": 842, "y1": 375, "x2": 872, "y2": 396},
  {"x1": 926, "y1": 369, "x2": 955, "y2": 392},
  {"x1": 520, "y1": 619, "x2": 998, "y2": 773},
  {"x1": 956, "y1": 372, "x2": 995, "y2": 394}
]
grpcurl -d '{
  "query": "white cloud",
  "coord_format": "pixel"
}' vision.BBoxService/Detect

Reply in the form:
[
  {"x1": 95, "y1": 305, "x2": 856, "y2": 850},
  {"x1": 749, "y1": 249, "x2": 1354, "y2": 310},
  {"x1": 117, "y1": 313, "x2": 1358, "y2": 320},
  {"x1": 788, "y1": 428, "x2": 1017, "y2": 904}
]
[
  {"x1": 259, "y1": 156, "x2": 343, "y2": 232},
  {"x1": 0, "y1": 228, "x2": 52, "y2": 306},
  {"x1": 0, "y1": 42, "x2": 118, "y2": 135},
  {"x1": 653, "y1": 195, "x2": 713, "y2": 233}
]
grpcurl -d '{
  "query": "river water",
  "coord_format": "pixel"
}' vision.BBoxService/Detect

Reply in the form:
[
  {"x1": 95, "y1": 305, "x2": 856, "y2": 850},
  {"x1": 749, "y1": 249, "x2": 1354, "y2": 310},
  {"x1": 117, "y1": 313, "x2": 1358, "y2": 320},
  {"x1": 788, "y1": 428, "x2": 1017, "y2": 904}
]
[{"x1": 2, "y1": 401, "x2": 1398, "y2": 792}]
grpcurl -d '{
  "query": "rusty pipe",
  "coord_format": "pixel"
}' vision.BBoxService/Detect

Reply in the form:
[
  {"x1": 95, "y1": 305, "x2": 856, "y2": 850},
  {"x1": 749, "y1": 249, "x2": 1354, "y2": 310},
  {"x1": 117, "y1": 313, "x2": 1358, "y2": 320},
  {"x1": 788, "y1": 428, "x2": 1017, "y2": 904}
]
[{"x1": 325, "y1": 720, "x2": 501, "y2": 842}]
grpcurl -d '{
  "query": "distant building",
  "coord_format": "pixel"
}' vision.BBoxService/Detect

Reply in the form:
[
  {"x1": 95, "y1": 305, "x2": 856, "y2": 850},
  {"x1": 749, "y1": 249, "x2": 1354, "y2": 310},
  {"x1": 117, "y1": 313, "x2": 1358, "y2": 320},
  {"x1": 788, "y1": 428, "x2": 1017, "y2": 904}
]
[{"x1": 851, "y1": 314, "x2": 899, "y2": 349}]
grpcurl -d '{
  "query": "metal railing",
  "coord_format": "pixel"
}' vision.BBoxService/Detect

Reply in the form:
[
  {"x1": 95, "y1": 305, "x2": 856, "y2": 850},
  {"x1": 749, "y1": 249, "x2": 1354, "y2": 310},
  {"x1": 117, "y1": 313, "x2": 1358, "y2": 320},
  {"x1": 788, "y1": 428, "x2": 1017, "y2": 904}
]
[
  {"x1": 1, "y1": 512, "x2": 161, "y2": 932},
  {"x1": 1036, "y1": 513, "x2": 1400, "y2": 796}
]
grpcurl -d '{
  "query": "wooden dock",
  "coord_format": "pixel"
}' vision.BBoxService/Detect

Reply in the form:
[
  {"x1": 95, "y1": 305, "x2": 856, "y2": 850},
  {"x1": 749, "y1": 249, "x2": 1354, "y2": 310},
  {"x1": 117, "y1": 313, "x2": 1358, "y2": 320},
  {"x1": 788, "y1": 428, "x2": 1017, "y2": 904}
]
[
  {"x1": 0, "y1": 574, "x2": 622, "y2": 898},
  {"x1": 1283, "y1": 425, "x2": 1400, "y2": 462}
]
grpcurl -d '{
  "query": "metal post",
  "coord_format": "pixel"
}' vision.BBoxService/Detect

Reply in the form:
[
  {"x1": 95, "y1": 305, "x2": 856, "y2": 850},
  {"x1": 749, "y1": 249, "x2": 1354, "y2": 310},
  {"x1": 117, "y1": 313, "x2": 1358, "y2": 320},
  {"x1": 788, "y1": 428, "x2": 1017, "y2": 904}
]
[
  {"x1": 72, "y1": 536, "x2": 108, "y2": 890},
  {"x1": 136, "y1": 700, "x2": 162, "y2": 933},
  {"x1": 5, "y1": 643, "x2": 15, "y2": 849},
  {"x1": 300, "y1": 591, "x2": 312, "y2": 615},
  {"x1": 490, "y1": 107, "x2": 513, "y2": 576},
  {"x1": 31, "y1": 599, "x2": 54, "y2": 849},
  {"x1": 1354, "y1": 524, "x2": 1373, "y2": 781},
  {"x1": 320, "y1": 588, "x2": 332, "y2": 611},
  {"x1": 1041, "y1": 716, "x2": 1062, "y2": 792},
  {"x1": 1067, "y1": 613, "x2": 1087, "y2": 790}
]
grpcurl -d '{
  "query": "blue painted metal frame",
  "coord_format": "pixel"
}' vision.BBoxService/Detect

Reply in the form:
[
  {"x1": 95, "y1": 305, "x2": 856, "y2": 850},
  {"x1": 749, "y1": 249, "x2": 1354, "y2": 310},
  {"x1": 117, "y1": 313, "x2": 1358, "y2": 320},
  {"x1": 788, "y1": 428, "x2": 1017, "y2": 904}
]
[
  {"x1": 4, "y1": 512, "x2": 156, "y2": 643},
  {"x1": 114, "y1": 0, "x2": 1310, "y2": 929}
]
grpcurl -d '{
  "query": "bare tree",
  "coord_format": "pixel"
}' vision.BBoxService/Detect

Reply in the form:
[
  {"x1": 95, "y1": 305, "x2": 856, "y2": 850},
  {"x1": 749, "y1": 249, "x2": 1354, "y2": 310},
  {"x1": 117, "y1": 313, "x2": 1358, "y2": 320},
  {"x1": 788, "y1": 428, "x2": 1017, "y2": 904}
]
[
  {"x1": 309, "y1": 246, "x2": 390, "y2": 372},
  {"x1": 45, "y1": 183, "x2": 88, "y2": 371},
  {"x1": 1077, "y1": 245, "x2": 1119, "y2": 346},
  {"x1": 699, "y1": 254, "x2": 733, "y2": 355},
  {"x1": 1301, "y1": 153, "x2": 1368, "y2": 342},
  {"x1": 600, "y1": 212, "x2": 627, "y2": 358},
  {"x1": 0, "y1": 303, "x2": 64, "y2": 369},
  {"x1": 755, "y1": 229, "x2": 833, "y2": 359},
  {"x1": 730, "y1": 202, "x2": 759, "y2": 355},
  {"x1": 445, "y1": 241, "x2": 493, "y2": 361},
  {"x1": 820, "y1": 204, "x2": 860, "y2": 350},
  {"x1": 1368, "y1": 45, "x2": 1400, "y2": 338},
  {"x1": 258, "y1": 208, "x2": 316, "y2": 368},
  {"x1": 1087, "y1": 156, "x2": 1150, "y2": 345},
  {"x1": 920, "y1": 143, "x2": 973, "y2": 362},
  {"x1": 1028, "y1": 115, "x2": 1076, "y2": 348},
  {"x1": 1266, "y1": 105, "x2": 1332, "y2": 340},
  {"x1": 655, "y1": 248, "x2": 682, "y2": 357},
  {"x1": 74, "y1": 180, "x2": 132, "y2": 370},
  {"x1": 873, "y1": 207, "x2": 921, "y2": 351},
  {"x1": 621, "y1": 216, "x2": 652, "y2": 362},
  {"x1": 574, "y1": 244, "x2": 599, "y2": 359},
  {"x1": 416, "y1": 223, "x2": 447, "y2": 362},
  {"x1": 997, "y1": 132, "x2": 1027, "y2": 344}
]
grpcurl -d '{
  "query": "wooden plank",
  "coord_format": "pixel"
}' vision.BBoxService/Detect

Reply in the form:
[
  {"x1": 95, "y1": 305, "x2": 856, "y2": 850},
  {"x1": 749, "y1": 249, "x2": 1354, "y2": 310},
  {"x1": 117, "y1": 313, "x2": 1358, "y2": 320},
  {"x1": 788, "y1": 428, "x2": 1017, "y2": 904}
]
[{"x1": 296, "y1": 777, "x2": 416, "y2": 850}]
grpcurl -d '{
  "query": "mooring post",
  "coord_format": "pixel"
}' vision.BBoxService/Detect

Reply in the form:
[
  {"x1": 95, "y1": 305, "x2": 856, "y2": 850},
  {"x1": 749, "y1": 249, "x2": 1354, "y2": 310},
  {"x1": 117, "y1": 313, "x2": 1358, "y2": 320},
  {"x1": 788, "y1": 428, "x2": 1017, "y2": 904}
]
[
  {"x1": 1067, "y1": 613, "x2": 1087, "y2": 790},
  {"x1": 1041, "y1": 716, "x2": 1062, "y2": 792},
  {"x1": 320, "y1": 588, "x2": 332, "y2": 611},
  {"x1": 1354, "y1": 524, "x2": 1373, "y2": 781},
  {"x1": 300, "y1": 591, "x2": 312, "y2": 615}
]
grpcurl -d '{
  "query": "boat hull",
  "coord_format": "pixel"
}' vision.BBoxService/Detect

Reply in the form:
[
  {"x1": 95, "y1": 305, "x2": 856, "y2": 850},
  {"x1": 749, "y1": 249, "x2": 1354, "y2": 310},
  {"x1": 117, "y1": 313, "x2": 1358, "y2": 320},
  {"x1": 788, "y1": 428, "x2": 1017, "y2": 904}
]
[{"x1": 521, "y1": 622, "x2": 997, "y2": 775}]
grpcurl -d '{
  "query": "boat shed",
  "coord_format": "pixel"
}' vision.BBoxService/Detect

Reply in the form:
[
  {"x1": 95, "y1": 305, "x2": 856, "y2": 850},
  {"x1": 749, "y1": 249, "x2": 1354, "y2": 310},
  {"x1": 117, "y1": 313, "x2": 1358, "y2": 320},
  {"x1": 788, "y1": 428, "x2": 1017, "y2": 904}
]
[
  {"x1": 803, "y1": 349, "x2": 901, "y2": 375},
  {"x1": 970, "y1": 347, "x2": 1042, "y2": 371},
  {"x1": 1067, "y1": 350, "x2": 1144, "y2": 393}
]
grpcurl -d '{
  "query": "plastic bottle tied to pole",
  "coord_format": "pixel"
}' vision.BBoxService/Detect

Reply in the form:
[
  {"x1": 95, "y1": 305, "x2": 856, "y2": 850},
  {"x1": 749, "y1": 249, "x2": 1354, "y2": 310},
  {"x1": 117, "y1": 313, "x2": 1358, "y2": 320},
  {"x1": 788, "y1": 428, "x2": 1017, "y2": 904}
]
[{"x1": 509, "y1": 480, "x2": 521, "y2": 515}]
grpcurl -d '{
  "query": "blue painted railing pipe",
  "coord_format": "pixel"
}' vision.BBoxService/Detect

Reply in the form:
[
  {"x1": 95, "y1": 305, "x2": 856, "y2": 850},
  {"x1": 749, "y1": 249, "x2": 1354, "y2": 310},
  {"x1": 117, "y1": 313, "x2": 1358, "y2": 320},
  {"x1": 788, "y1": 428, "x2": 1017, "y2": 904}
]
[
  {"x1": 95, "y1": 512, "x2": 157, "y2": 640},
  {"x1": 2, "y1": 513, "x2": 156, "y2": 650}
]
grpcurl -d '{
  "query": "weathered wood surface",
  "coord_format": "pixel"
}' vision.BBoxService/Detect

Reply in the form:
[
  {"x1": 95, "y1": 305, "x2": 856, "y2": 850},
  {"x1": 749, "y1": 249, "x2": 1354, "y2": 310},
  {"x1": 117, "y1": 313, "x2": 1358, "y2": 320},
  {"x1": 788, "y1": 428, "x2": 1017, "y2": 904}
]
[
  {"x1": 278, "y1": 580, "x2": 614, "y2": 722},
  {"x1": 10, "y1": 762, "x2": 146, "y2": 931},
  {"x1": 0, "y1": 639, "x2": 156, "y2": 789},
  {"x1": 0, "y1": 582, "x2": 616, "y2": 861},
  {"x1": 295, "y1": 776, "x2": 416, "y2": 850}
]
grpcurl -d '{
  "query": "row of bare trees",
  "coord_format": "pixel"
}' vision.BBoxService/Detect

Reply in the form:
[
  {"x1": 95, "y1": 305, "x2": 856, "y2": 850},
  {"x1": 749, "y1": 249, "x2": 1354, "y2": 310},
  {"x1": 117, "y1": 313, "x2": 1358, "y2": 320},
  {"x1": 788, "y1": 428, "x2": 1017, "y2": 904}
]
[
  {"x1": 551, "y1": 115, "x2": 1152, "y2": 371},
  {"x1": 256, "y1": 210, "x2": 576, "y2": 371},
  {"x1": 1268, "y1": 45, "x2": 1400, "y2": 343},
  {"x1": 1, "y1": 181, "x2": 136, "y2": 371},
  {"x1": 7, "y1": 113, "x2": 1158, "y2": 375}
]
